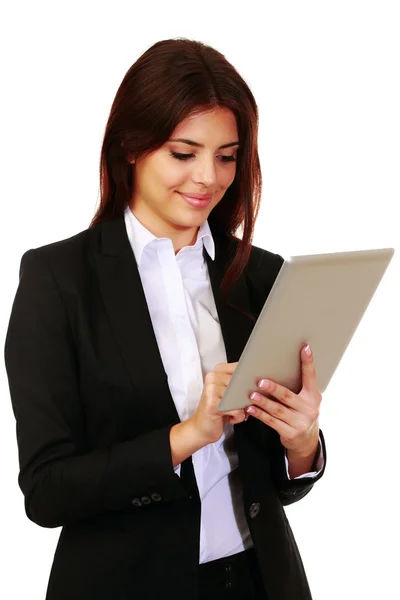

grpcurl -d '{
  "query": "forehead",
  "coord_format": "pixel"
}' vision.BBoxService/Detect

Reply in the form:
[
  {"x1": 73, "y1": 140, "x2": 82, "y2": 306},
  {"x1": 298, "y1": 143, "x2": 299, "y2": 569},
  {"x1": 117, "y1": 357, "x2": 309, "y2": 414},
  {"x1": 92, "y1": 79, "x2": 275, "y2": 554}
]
[{"x1": 172, "y1": 107, "x2": 238, "y2": 139}]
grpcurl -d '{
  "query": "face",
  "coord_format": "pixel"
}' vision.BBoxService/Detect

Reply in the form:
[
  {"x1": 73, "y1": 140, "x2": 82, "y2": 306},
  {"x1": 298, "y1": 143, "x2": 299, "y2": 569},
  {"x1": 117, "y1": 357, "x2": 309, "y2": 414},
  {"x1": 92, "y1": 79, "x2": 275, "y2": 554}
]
[{"x1": 128, "y1": 106, "x2": 239, "y2": 252}]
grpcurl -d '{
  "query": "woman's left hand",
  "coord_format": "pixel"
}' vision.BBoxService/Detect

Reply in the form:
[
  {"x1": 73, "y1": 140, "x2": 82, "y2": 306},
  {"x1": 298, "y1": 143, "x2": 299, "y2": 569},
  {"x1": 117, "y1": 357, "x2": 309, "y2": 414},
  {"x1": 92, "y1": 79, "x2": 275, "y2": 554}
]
[{"x1": 245, "y1": 344, "x2": 322, "y2": 456}]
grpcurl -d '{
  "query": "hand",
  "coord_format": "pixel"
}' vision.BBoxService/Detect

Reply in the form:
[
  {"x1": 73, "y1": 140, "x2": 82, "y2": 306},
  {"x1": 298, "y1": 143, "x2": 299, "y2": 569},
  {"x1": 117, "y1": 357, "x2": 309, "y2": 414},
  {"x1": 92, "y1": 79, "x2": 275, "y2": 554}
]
[
  {"x1": 189, "y1": 362, "x2": 248, "y2": 445},
  {"x1": 245, "y1": 344, "x2": 322, "y2": 456}
]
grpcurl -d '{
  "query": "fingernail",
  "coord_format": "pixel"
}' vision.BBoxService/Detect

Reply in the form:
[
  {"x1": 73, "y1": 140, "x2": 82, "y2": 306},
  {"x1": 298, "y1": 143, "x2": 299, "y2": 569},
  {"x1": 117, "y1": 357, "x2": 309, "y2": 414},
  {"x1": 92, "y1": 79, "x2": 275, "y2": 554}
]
[
  {"x1": 304, "y1": 345, "x2": 311, "y2": 357},
  {"x1": 250, "y1": 392, "x2": 261, "y2": 402},
  {"x1": 246, "y1": 406, "x2": 256, "y2": 414},
  {"x1": 258, "y1": 379, "x2": 270, "y2": 390}
]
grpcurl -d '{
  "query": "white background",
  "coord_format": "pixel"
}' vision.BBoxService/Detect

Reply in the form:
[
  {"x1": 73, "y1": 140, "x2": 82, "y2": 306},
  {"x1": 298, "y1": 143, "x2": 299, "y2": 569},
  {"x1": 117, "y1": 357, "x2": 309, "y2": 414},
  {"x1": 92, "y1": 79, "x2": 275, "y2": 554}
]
[{"x1": 1, "y1": 1, "x2": 399, "y2": 599}]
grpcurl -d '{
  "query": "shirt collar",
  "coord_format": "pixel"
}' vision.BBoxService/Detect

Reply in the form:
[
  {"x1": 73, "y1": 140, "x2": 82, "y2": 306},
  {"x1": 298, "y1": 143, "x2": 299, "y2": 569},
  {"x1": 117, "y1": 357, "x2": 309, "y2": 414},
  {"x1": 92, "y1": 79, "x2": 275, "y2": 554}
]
[{"x1": 123, "y1": 204, "x2": 215, "y2": 265}]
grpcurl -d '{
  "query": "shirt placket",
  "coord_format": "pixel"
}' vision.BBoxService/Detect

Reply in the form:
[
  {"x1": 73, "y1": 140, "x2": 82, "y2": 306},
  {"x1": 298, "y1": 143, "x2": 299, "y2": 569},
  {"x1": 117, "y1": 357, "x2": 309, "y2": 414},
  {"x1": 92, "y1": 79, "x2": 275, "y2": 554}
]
[{"x1": 157, "y1": 244, "x2": 202, "y2": 421}]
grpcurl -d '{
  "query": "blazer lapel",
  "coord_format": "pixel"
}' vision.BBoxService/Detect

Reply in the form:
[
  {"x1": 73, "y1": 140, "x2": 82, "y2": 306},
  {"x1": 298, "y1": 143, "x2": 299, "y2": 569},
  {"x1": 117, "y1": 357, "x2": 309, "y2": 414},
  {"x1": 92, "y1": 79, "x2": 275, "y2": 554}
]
[
  {"x1": 204, "y1": 235, "x2": 256, "y2": 365},
  {"x1": 94, "y1": 216, "x2": 256, "y2": 429}
]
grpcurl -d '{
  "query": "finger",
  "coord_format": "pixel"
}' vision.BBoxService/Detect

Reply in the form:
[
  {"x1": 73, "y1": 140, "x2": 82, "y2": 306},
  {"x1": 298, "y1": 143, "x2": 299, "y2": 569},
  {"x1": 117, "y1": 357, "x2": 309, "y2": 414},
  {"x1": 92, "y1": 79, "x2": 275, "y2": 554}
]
[
  {"x1": 220, "y1": 407, "x2": 246, "y2": 425},
  {"x1": 300, "y1": 344, "x2": 319, "y2": 392},
  {"x1": 255, "y1": 378, "x2": 300, "y2": 411},
  {"x1": 227, "y1": 410, "x2": 247, "y2": 425},
  {"x1": 249, "y1": 393, "x2": 298, "y2": 427},
  {"x1": 205, "y1": 372, "x2": 233, "y2": 389},
  {"x1": 213, "y1": 361, "x2": 239, "y2": 374},
  {"x1": 219, "y1": 407, "x2": 248, "y2": 425},
  {"x1": 219, "y1": 408, "x2": 246, "y2": 419},
  {"x1": 245, "y1": 404, "x2": 296, "y2": 438}
]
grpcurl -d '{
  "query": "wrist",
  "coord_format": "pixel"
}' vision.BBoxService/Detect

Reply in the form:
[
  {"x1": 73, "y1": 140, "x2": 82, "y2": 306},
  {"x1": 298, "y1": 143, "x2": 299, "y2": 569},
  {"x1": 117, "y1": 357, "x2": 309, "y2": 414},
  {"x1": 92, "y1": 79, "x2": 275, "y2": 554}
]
[
  {"x1": 169, "y1": 418, "x2": 209, "y2": 468},
  {"x1": 288, "y1": 437, "x2": 319, "y2": 459},
  {"x1": 286, "y1": 433, "x2": 320, "y2": 478},
  {"x1": 186, "y1": 416, "x2": 216, "y2": 448}
]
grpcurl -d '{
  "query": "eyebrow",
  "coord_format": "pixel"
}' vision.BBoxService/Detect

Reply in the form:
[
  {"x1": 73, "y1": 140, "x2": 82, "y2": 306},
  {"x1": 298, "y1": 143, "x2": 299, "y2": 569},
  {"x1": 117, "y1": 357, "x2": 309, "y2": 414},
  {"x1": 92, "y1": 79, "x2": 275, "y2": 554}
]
[{"x1": 169, "y1": 138, "x2": 240, "y2": 149}]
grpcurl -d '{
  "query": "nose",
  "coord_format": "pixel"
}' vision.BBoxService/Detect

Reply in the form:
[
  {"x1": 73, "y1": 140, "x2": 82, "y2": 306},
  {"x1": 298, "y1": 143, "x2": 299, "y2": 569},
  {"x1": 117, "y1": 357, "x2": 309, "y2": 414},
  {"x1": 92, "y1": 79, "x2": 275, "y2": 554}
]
[{"x1": 192, "y1": 156, "x2": 218, "y2": 187}]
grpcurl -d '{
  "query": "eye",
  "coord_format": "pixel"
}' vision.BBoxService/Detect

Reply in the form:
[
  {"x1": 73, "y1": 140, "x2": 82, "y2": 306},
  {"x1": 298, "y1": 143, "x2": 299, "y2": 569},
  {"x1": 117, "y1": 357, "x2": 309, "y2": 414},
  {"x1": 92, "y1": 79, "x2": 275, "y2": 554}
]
[{"x1": 170, "y1": 151, "x2": 236, "y2": 163}]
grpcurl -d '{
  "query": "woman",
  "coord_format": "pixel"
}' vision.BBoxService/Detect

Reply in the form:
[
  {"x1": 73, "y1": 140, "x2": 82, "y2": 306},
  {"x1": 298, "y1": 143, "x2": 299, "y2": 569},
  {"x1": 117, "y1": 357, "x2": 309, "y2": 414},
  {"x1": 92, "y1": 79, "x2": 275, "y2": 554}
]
[{"x1": 4, "y1": 38, "x2": 326, "y2": 600}]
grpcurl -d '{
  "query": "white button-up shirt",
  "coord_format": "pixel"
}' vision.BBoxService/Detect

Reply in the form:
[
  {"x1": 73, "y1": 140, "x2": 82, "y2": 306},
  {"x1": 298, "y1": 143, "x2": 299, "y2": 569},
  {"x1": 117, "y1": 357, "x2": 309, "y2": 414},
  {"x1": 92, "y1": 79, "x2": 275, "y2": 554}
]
[{"x1": 124, "y1": 204, "x2": 322, "y2": 563}]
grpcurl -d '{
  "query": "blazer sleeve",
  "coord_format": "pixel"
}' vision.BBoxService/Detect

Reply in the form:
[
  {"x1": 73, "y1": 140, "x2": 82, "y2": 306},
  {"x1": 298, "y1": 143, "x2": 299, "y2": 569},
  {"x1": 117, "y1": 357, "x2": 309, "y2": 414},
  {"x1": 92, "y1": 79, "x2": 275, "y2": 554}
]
[
  {"x1": 267, "y1": 425, "x2": 327, "y2": 506},
  {"x1": 4, "y1": 249, "x2": 188, "y2": 529}
]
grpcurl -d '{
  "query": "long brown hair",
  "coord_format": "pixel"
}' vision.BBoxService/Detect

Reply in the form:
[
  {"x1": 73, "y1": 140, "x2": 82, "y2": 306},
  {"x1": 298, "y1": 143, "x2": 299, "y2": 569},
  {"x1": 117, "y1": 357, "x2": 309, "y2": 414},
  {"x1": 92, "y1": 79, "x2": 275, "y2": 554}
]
[{"x1": 90, "y1": 38, "x2": 262, "y2": 320}]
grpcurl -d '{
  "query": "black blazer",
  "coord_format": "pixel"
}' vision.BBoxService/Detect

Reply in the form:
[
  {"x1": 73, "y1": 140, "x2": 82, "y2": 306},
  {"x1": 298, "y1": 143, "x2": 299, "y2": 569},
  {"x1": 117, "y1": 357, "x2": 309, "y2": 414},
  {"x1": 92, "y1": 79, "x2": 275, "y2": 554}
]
[{"x1": 4, "y1": 215, "x2": 326, "y2": 600}]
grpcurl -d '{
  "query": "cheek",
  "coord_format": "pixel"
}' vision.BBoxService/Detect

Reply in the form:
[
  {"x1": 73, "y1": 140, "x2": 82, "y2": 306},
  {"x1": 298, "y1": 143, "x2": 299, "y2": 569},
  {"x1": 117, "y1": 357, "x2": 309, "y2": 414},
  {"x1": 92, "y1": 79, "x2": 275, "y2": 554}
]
[
  {"x1": 221, "y1": 167, "x2": 237, "y2": 189},
  {"x1": 157, "y1": 161, "x2": 187, "y2": 189}
]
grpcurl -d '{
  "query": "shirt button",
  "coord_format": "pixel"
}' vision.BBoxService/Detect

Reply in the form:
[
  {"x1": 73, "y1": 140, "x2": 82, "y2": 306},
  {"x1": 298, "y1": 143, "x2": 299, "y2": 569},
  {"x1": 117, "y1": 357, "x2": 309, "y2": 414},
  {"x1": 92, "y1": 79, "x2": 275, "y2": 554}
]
[
  {"x1": 151, "y1": 493, "x2": 162, "y2": 502},
  {"x1": 141, "y1": 496, "x2": 151, "y2": 505},
  {"x1": 131, "y1": 498, "x2": 142, "y2": 507}
]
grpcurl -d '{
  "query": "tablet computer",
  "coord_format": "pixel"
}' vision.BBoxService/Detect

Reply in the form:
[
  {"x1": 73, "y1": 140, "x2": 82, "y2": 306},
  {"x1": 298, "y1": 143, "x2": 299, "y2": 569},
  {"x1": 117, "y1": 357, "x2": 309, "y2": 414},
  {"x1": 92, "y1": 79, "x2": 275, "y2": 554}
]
[{"x1": 217, "y1": 247, "x2": 394, "y2": 412}]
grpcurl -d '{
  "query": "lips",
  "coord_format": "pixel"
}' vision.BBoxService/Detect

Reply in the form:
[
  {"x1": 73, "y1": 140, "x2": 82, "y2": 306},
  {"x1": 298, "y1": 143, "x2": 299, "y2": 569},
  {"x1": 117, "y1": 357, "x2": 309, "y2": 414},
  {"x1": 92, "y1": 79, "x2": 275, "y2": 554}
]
[
  {"x1": 178, "y1": 192, "x2": 211, "y2": 200},
  {"x1": 178, "y1": 192, "x2": 212, "y2": 209}
]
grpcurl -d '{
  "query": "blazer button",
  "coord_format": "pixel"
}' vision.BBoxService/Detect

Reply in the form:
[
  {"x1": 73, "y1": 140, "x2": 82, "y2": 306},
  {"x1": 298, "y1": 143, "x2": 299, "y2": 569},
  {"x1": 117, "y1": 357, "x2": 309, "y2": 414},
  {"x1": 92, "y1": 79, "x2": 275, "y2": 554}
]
[
  {"x1": 249, "y1": 502, "x2": 261, "y2": 519},
  {"x1": 141, "y1": 496, "x2": 151, "y2": 505},
  {"x1": 151, "y1": 493, "x2": 162, "y2": 502},
  {"x1": 132, "y1": 498, "x2": 142, "y2": 507}
]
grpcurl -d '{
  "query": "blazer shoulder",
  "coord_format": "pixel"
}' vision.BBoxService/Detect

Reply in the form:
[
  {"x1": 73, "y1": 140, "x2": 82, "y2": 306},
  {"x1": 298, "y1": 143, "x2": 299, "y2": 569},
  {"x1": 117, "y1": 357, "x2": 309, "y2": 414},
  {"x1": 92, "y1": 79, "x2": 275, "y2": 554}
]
[
  {"x1": 25, "y1": 224, "x2": 96, "y2": 257},
  {"x1": 247, "y1": 243, "x2": 284, "y2": 284},
  {"x1": 18, "y1": 224, "x2": 101, "y2": 279},
  {"x1": 225, "y1": 235, "x2": 284, "y2": 271},
  {"x1": 238, "y1": 243, "x2": 284, "y2": 315},
  {"x1": 248, "y1": 243, "x2": 284, "y2": 269}
]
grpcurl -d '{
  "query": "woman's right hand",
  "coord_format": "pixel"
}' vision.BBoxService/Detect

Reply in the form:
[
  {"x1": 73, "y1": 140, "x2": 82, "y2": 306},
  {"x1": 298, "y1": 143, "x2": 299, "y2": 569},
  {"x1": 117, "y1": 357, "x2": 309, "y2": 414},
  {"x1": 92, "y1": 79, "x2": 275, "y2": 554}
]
[{"x1": 188, "y1": 362, "x2": 248, "y2": 446}]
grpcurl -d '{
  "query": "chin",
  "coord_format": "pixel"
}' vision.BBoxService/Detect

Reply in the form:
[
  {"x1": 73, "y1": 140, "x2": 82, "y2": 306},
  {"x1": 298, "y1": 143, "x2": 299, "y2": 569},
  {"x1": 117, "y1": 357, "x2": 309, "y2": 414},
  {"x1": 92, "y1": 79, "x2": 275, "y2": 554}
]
[{"x1": 169, "y1": 210, "x2": 207, "y2": 227}]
